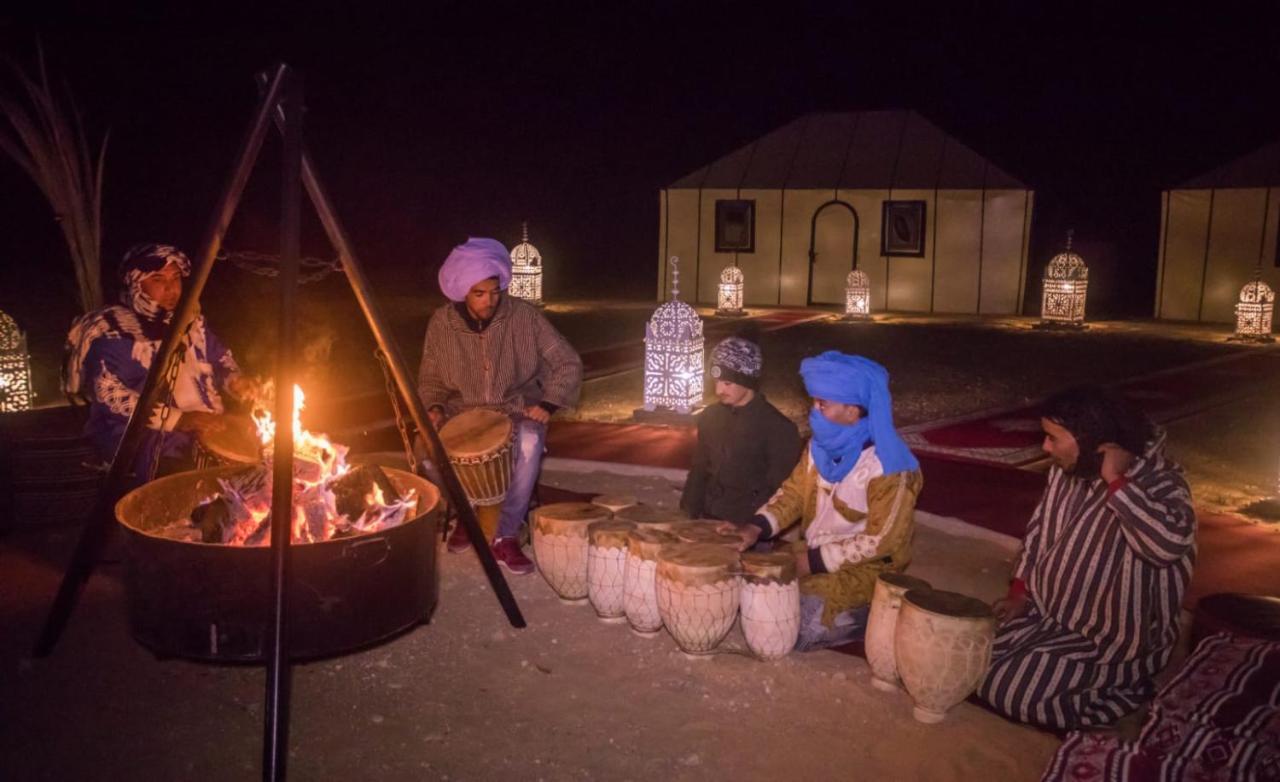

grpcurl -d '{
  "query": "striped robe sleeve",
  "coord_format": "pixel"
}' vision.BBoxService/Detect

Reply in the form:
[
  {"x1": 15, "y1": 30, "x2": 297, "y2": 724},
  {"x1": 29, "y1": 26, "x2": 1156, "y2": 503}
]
[
  {"x1": 416, "y1": 309, "x2": 453, "y2": 410},
  {"x1": 530, "y1": 310, "x2": 583, "y2": 410},
  {"x1": 1107, "y1": 466, "x2": 1196, "y2": 565},
  {"x1": 1013, "y1": 487, "x2": 1050, "y2": 582}
]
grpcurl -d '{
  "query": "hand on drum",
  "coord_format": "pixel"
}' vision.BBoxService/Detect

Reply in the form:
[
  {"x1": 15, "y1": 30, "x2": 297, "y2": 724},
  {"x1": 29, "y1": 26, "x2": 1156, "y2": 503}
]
[
  {"x1": 176, "y1": 410, "x2": 226, "y2": 436},
  {"x1": 523, "y1": 405, "x2": 551, "y2": 425},
  {"x1": 991, "y1": 594, "x2": 1030, "y2": 623},
  {"x1": 714, "y1": 521, "x2": 761, "y2": 552},
  {"x1": 426, "y1": 406, "x2": 446, "y2": 430}
]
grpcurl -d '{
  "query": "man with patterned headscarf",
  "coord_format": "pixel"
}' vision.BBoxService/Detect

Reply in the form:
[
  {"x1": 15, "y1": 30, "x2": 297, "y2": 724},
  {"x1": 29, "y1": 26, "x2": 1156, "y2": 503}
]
[
  {"x1": 417, "y1": 237, "x2": 582, "y2": 575},
  {"x1": 731, "y1": 351, "x2": 923, "y2": 651},
  {"x1": 65, "y1": 243, "x2": 253, "y2": 481},
  {"x1": 681, "y1": 334, "x2": 800, "y2": 524}
]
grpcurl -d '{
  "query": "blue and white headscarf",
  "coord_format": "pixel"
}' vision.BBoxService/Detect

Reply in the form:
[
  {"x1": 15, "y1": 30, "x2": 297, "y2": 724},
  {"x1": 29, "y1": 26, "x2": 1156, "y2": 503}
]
[
  {"x1": 119, "y1": 243, "x2": 192, "y2": 324},
  {"x1": 800, "y1": 351, "x2": 918, "y2": 482}
]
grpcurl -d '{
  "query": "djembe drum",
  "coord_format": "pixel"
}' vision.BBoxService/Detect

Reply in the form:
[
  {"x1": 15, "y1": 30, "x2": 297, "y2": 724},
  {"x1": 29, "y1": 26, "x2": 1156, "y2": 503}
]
[
  {"x1": 894, "y1": 589, "x2": 996, "y2": 724},
  {"x1": 531, "y1": 502, "x2": 612, "y2": 602},
  {"x1": 591, "y1": 494, "x2": 637, "y2": 514},
  {"x1": 655, "y1": 543, "x2": 742, "y2": 657},
  {"x1": 613, "y1": 504, "x2": 687, "y2": 533},
  {"x1": 865, "y1": 573, "x2": 934, "y2": 692},
  {"x1": 586, "y1": 519, "x2": 637, "y2": 622},
  {"x1": 623, "y1": 528, "x2": 677, "y2": 636},
  {"x1": 194, "y1": 414, "x2": 262, "y2": 469},
  {"x1": 439, "y1": 408, "x2": 515, "y2": 541},
  {"x1": 672, "y1": 521, "x2": 747, "y2": 548},
  {"x1": 739, "y1": 551, "x2": 800, "y2": 662}
]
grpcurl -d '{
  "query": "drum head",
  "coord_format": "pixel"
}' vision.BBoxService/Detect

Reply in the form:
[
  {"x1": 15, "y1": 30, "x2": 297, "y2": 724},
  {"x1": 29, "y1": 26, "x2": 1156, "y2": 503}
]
[
  {"x1": 197, "y1": 414, "x2": 261, "y2": 464},
  {"x1": 440, "y1": 409, "x2": 513, "y2": 457},
  {"x1": 741, "y1": 551, "x2": 796, "y2": 582},
  {"x1": 878, "y1": 572, "x2": 932, "y2": 594},
  {"x1": 613, "y1": 504, "x2": 687, "y2": 527},
  {"x1": 903, "y1": 589, "x2": 992, "y2": 619}
]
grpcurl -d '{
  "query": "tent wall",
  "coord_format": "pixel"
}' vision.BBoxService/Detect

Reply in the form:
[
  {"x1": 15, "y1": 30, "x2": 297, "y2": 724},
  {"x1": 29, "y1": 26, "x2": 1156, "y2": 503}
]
[{"x1": 1156, "y1": 187, "x2": 1280, "y2": 322}]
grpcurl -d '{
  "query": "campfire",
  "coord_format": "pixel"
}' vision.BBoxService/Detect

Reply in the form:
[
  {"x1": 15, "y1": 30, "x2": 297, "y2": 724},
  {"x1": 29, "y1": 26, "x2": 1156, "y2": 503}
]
[{"x1": 157, "y1": 385, "x2": 417, "y2": 545}]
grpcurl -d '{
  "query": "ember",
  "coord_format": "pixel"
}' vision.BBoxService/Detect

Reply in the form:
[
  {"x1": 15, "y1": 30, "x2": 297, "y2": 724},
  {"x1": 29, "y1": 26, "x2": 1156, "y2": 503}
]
[{"x1": 160, "y1": 385, "x2": 417, "y2": 545}]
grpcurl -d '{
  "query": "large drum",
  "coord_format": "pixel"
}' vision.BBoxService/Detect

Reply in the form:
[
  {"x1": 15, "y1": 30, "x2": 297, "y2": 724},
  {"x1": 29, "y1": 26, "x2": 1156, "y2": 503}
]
[
  {"x1": 655, "y1": 543, "x2": 742, "y2": 657},
  {"x1": 194, "y1": 414, "x2": 262, "y2": 469},
  {"x1": 623, "y1": 528, "x2": 676, "y2": 636},
  {"x1": 672, "y1": 521, "x2": 747, "y2": 548},
  {"x1": 613, "y1": 504, "x2": 687, "y2": 533},
  {"x1": 894, "y1": 589, "x2": 996, "y2": 724},
  {"x1": 739, "y1": 551, "x2": 800, "y2": 662},
  {"x1": 438, "y1": 409, "x2": 514, "y2": 507},
  {"x1": 531, "y1": 502, "x2": 612, "y2": 602},
  {"x1": 865, "y1": 573, "x2": 934, "y2": 692},
  {"x1": 586, "y1": 519, "x2": 637, "y2": 622},
  {"x1": 591, "y1": 494, "x2": 637, "y2": 514}
]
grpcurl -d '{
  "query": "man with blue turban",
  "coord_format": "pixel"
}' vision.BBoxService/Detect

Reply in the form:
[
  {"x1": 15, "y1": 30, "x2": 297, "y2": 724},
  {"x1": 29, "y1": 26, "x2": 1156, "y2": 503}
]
[
  {"x1": 417, "y1": 237, "x2": 582, "y2": 575},
  {"x1": 733, "y1": 351, "x2": 923, "y2": 651}
]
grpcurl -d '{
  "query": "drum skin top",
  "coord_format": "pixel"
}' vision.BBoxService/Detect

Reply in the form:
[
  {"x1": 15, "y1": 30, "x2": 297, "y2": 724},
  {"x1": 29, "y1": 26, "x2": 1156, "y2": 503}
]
[
  {"x1": 198, "y1": 414, "x2": 261, "y2": 464},
  {"x1": 657, "y1": 542, "x2": 741, "y2": 573},
  {"x1": 903, "y1": 588, "x2": 993, "y2": 620},
  {"x1": 878, "y1": 572, "x2": 932, "y2": 594},
  {"x1": 439, "y1": 409, "x2": 513, "y2": 457},
  {"x1": 591, "y1": 494, "x2": 637, "y2": 510},
  {"x1": 741, "y1": 551, "x2": 797, "y2": 583},
  {"x1": 626, "y1": 528, "x2": 676, "y2": 560},
  {"x1": 613, "y1": 504, "x2": 687, "y2": 526},
  {"x1": 672, "y1": 521, "x2": 744, "y2": 548},
  {"x1": 533, "y1": 502, "x2": 611, "y2": 536},
  {"x1": 588, "y1": 519, "x2": 636, "y2": 548}
]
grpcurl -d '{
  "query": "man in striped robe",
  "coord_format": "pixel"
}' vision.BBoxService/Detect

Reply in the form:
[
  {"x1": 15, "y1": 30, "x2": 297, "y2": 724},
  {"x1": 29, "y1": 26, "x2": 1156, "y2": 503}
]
[{"x1": 977, "y1": 386, "x2": 1196, "y2": 731}]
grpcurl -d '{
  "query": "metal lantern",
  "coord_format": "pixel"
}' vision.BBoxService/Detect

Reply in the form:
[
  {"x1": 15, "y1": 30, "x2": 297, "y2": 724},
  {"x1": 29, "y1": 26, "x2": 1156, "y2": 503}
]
[
  {"x1": 716, "y1": 265, "x2": 744, "y2": 316},
  {"x1": 1233, "y1": 276, "x2": 1275, "y2": 342},
  {"x1": 1040, "y1": 231, "x2": 1088, "y2": 327},
  {"x1": 844, "y1": 269, "x2": 871, "y2": 319},
  {"x1": 509, "y1": 221, "x2": 543, "y2": 306},
  {"x1": 644, "y1": 257, "x2": 704, "y2": 414},
  {"x1": 0, "y1": 309, "x2": 33, "y2": 412}
]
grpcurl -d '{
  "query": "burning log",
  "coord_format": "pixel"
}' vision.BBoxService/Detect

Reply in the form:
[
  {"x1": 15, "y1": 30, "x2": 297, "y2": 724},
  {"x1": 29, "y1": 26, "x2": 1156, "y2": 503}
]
[{"x1": 331, "y1": 463, "x2": 400, "y2": 522}]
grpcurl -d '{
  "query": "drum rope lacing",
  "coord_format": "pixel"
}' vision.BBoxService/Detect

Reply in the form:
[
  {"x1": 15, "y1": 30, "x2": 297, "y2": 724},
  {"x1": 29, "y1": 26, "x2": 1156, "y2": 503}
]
[{"x1": 218, "y1": 249, "x2": 341, "y2": 285}]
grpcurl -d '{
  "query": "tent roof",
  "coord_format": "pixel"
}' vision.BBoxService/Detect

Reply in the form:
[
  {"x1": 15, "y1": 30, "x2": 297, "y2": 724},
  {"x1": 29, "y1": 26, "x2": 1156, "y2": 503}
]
[
  {"x1": 668, "y1": 110, "x2": 1027, "y2": 191},
  {"x1": 1180, "y1": 139, "x2": 1280, "y2": 188}
]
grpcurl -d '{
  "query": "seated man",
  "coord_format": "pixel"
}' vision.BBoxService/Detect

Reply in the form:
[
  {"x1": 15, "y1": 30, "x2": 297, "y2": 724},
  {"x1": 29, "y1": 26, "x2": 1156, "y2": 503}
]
[
  {"x1": 680, "y1": 335, "x2": 801, "y2": 524},
  {"x1": 417, "y1": 237, "x2": 583, "y2": 574},
  {"x1": 734, "y1": 351, "x2": 923, "y2": 651},
  {"x1": 977, "y1": 386, "x2": 1195, "y2": 731},
  {"x1": 65, "y1": 243, "x2": 253, "y2": 483}
]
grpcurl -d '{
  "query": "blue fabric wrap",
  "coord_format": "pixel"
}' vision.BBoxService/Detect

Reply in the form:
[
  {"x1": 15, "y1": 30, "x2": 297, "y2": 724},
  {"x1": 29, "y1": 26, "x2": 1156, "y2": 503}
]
[{"x1": 800, "y1": 351, "x2": 919, "y2": 480}]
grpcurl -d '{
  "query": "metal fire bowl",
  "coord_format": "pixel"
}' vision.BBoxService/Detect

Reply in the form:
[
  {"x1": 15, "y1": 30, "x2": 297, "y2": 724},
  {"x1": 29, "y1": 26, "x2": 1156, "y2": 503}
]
[{"x1": 115, "y1": 465, "x2": 441, "y2": 662}]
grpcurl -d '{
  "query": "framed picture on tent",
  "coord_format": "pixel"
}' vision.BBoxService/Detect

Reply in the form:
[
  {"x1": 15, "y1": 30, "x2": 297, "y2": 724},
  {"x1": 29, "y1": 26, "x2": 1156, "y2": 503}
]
[
  {"x1": 881, "y1": 200, "x2": 926, "y2": 257},
  {"x1": 715, "y1": 199, "x2": 755, "y2": 253}
]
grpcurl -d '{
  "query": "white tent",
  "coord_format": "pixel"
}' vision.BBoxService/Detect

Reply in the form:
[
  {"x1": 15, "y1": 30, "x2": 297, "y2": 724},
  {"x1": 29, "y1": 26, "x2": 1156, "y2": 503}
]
[
  {"x1": 1156, "y1": 140, "x2": 1280, "y2": 322},
  {"x1": 658, "y1": 110, "x2": 1034, "y2": 314}
]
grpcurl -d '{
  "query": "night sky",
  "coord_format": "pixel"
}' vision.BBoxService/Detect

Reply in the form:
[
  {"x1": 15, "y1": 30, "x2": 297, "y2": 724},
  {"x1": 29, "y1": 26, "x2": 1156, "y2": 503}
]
[{"x1": 3, "y1": 4, "x2": 1280, "y2": 335}]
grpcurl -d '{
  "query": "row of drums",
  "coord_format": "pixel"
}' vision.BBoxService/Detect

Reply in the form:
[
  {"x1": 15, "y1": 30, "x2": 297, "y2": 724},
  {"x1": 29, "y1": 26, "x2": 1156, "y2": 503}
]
[{"x1": 530, "y1": 499, "x2": 801, "y2": 661}]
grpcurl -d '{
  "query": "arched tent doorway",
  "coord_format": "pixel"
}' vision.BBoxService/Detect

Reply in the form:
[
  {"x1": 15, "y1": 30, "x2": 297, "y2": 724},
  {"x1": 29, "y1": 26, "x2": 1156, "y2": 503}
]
[{"x1": 808, "y1": 199, "x2": 860, "y2": 305}]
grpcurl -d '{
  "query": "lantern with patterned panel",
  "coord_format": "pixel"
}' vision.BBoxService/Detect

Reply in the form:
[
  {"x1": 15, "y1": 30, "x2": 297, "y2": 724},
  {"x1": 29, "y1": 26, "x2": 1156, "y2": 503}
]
[{"x1": 644, "y1": 257, "x2": 704, "y2": 414}]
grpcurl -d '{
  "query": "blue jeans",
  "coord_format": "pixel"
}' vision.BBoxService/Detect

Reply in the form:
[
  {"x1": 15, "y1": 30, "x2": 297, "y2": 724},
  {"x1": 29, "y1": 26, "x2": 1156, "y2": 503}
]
[{"x1": 794, "y1": 595, "x2": 870, "y2": 652}]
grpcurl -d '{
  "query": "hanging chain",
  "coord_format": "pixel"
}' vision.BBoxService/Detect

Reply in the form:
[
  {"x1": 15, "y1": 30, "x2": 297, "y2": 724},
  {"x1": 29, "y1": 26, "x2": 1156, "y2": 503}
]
[
  {"x1": 217, "y1": 249, "x2": 341, "y2": 284},
  {"x1": 374, "y1": 348, "x2": 417, "y2": 472},
  {"x1": 145, "y1": 319, "x2": 195, "y2": 481}
]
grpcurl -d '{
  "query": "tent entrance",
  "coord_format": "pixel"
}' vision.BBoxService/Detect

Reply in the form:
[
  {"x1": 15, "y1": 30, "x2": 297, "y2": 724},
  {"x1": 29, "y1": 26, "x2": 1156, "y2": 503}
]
[{"x1": 807, "y1": 199, "x2": 860, "y2": 305}]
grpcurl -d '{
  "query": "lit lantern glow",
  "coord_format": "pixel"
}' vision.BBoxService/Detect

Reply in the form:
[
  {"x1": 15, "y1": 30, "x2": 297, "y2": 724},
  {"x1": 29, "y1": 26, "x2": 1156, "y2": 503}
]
[
  {"x1": 716, "y1": 265, "x2": 744, "y2": 315},
  {"x1": 844, "y1": 269, "x2": 871, "y2": 319},
  {"x1": 0, "y1": 309, "x2": 33, "y2": 412},
  {"x1": 1233, "y1": 276, "x2": 1275, "y2": 342},
  {"x1": 1040, "y1": 231, "x2": 1088, "y2": 327},
  {"x1": 509, "y1": 221, "x2": 543, "y2": 306},
  {"x1": 644, "y1": 257, "x2": 704, "y2": 414}
]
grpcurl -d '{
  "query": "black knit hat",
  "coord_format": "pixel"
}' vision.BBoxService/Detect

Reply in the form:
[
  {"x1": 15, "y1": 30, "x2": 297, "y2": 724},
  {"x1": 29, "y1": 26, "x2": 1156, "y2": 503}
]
[{"x1": 710, "y1": 337, "x2": 762, "y2": 389}]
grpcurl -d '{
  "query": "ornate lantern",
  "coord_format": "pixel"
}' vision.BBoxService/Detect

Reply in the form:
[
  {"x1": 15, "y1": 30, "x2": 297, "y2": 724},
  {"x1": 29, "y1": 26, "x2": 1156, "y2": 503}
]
[
  {"x1": 844, "y1": 269, "x2": 871, "y2": 319},
  {"x1": 509, "y1": 221, "x2": 543, "y2": 306},
  {"x1": 0, "y1": 309, "x2": 34, "y2": 412},
  {"x1": 1040, "y1": 231, "x2": 1088, "y2": 327},
  {"x1": 644, "y1": 257, "x2": 704, "y2": 414},
  {"x1": 1233, "y1": 274, "x2": 1275, "y2": 342},
  {"x1": 716, "y1": 265, "x2": 745, "y2": 316}
]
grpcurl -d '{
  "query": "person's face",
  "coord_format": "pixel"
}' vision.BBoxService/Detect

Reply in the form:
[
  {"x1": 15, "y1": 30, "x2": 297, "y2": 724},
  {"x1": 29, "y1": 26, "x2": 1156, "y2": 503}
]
[
  {"x1": 139, "y1": 265, "x2": 183, "y2": 312},
  {"x1": 714, "y1": 379, "x2": 753, "y2": 407},
  {"x1": 464, "y1": 277, "x2": 502, "y2": 320},
  {"x1": 1041, "y1": 417, "x2": 1080, "y2": 471},
  {"x1": 813, "y1": 398, "x2": 862, "y2": 426}
]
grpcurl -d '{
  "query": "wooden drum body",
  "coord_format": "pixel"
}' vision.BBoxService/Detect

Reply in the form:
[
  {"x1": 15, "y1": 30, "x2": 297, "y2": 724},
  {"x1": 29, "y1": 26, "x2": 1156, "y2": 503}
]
[
  {"x1": 623, "y1": 528, "x2": 676, "y2": 636},
  {"x1": 865, "y1": 573, "x2": 933, "y2": 692},
  {"x1": 894, "y1": 589, "x2": 995, "y2": 723},
  {"x1": 438, "y1": 409, "x2": 514, "y2": 507},
  {"x1": 531, "y1": 502, "x2": 611, "y2": 602},
  {"x1": 655, "y1": 543, "x2": 741, "y2": 656},
  {"x1": 740, "y1": 552, "x2": 800, "y2": 661},
  {"x1": 194, "y1": 414, "x2": 262, "y2": 469},
  {"x1": 586, "y1": 520, "x2": 636, "y2": 622}
]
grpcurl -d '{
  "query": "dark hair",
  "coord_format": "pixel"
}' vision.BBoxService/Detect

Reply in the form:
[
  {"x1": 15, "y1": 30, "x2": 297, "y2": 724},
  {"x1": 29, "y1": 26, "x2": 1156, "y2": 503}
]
[{"x1": 1042, "y1": 386, "x2": 1154, "y2": 458}]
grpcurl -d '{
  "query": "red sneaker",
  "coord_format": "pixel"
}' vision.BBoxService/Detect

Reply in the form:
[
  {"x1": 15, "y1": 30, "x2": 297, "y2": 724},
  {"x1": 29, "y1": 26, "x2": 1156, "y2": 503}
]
[
  {"x1": 446, "y1": 522, "x2": 470, "y2": 554},
  {"x1": 491, "y1": 537, "x2": 535, "y2": 575}
]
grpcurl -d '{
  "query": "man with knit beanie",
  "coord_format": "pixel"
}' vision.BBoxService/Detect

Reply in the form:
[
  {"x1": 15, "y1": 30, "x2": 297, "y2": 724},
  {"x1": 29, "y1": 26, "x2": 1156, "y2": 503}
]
[{"x1": 680, "y1": 335, "x2": 801, "y2": 524}]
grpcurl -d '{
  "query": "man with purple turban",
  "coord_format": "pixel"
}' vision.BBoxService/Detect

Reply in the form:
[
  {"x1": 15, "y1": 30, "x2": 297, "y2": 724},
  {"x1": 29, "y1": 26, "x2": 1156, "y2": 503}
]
[
  {"x1": 731, "y1": 351, "x2": 923, "y2": 651},
  {"x1": 417, "y1": 237, "x2": 582, "y2": 574},
  {"x1": 64, "y1": 243, "x2": 255, "y2": 483}
]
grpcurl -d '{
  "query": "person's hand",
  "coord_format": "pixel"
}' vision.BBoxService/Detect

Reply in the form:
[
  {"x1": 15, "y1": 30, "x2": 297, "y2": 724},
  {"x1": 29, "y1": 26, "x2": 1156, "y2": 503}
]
[
  {"x1": 715, "y1": 521, "x2": 761, "y2": 552},
  {"x1": 524, "y1": 405, "x2": 551, "y2": 425},
  {"x1": 991, "y1": 594, "x2": 1030, "y2": 624},
  {"x1": 176, "y1": 411, "x2": 226, "y2": 436},
  {"x1": 426, "y1": 406, "x2": 445, "y2": 430},
  {"x1": 1097, "y1": 442, "x2": 1136, "y2": 484},
  {"x1": 795, "y1": 548, "x2": 812, "y2": 577}
]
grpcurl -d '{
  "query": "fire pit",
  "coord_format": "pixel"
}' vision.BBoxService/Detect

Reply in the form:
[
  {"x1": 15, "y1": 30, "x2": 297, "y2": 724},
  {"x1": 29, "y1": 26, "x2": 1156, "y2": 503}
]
[{"x1": 115, "y1": 465, "x2": 440, "y2": 662}]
